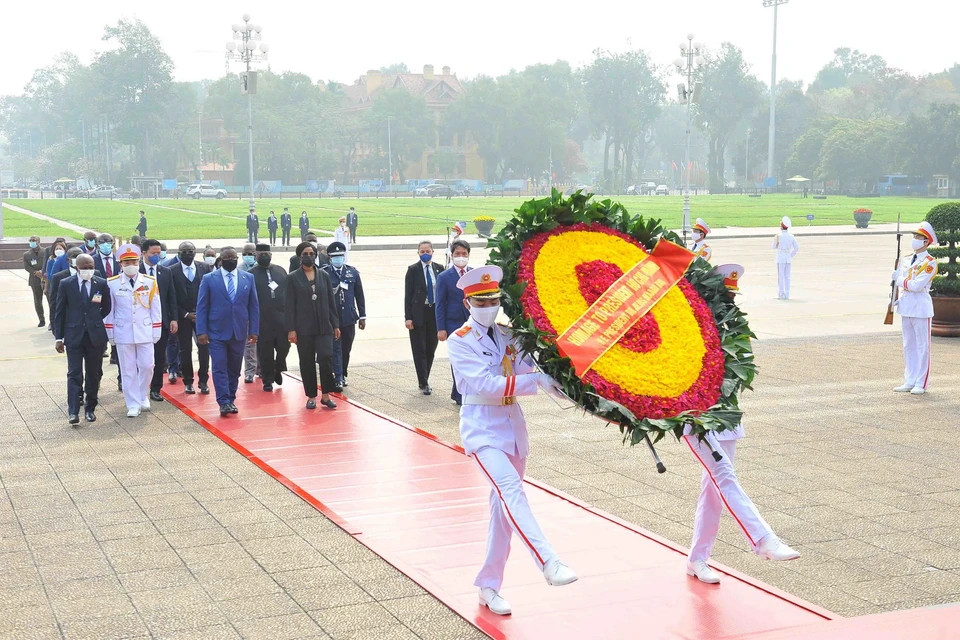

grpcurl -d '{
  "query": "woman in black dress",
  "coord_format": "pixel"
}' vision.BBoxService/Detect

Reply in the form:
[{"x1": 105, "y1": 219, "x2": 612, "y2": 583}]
[{"x1": 285, "y1": 242, "x2": 340, "y2": 409}]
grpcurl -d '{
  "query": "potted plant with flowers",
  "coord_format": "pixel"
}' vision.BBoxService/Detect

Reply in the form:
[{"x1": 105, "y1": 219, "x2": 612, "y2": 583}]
[
  {"x1": 927, "y1": 202, "x2": 960, "y2": 336},
  {"x1": 473, "y1": 215, "x2": 496, "y2": 237},
  {"x1": 853, "y1": 208, "x2": 873, "y2": 228}
]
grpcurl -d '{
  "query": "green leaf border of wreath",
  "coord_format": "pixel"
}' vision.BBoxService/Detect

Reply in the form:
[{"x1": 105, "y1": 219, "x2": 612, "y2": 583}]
[{"x1": 487, "y1": 189, "x2": 757, "y2": 446}]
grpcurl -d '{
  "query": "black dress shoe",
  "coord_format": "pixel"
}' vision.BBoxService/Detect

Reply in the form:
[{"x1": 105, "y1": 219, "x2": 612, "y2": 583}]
[
  {"x1": 85, "y1": 411, "x2": 96, "y2": 423},
  {"x1": 219, "y1": 404, "x2": 230, "y2": 416},
  {"x1": 199, "y1": 383, "x2": 210, "y2": 394},
  {"x1": 305, "y1": 398, "x2": 317, "y2": 409},
  {"x1": 244, "y1": 375, "x2": 254, "y2": 384},
  {"x1": 118, "y1": 380, "x2": 122, "y2": 392},
  {"x1": 321, "y1": 398, "x2": 337, "y2": 409},
  {"x1": 149, "y1": 391, "x2": 164, "y2": 402},
  {"x1": 38, "y1": 320, "x2": 45, "y2": 328},
  {"x1": 275, "y1": 373, "x2": 283, "y2": 385},
  {"x1": 184, "y1": 384, "x2": 196, "y2": 394},
  {"x1": 168, "y1": 373, "x2": 178, "y2": 383},
  {"x1": 68, "y1": 414, "x2": 79, "y2": 425},
  {"x1": 263, "y1": 384, "x2": 273, "y2": 392},
  {"x1": 422, "y1": 386, "x2": 432, "y2": 396},
  {"x1": 227, "y1": 403, "x2": 239, "y2": 414},
  {"x1": 332, "y1": 385, "x2": 343, "y2": 393}
]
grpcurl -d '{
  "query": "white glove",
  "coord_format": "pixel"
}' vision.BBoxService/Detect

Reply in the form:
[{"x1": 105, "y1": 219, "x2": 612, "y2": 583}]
[
  {"x1": 536, "y1": 373, "x2": 567, "y2": 400},
  {"x1": 891, "y1": 270, "x2": 899, "y2": 282},
  {"x1": 108, "y1": 339, "x2": 115, "y2": 346}
]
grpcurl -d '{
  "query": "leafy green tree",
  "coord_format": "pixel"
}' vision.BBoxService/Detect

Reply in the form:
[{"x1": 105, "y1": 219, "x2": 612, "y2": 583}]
[
  {"x1": 816, "y1": 118, "x2": 900, "y2": 190},
  {"x1": 900, "y1": 104, "x2": 960, "y2": 183},
  {"x1": 809, "y1": 48, "x2": 888, "y2": 93},
  {"x1": 367, "y1": 89, "x2": 436, "y2": 181}
]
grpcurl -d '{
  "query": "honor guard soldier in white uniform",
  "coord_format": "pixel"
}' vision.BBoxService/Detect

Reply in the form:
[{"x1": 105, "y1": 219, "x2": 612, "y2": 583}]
[
  {"x1": 691, "y1": 218, "x2": 712, "y2": 262},
  {"x1": 894, "y1": 221, "x2": 939, "y2": 395},
  {"x1": 685, "y1": 264, "x2": 800, "y2": 585},
  {"x1": 772, "y1": 216, "x2": 799, "y2": 299},
  {"x1": 104, "y1": 244, "x2": 162, "y2": 417},
  {"x1": 447, "y1": 266, "x2": 577, "y2": 617}
]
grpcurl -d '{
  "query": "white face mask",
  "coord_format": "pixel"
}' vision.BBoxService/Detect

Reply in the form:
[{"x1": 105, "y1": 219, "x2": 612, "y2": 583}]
[
  {"x1": 78, "y1": 269, "x2": 94, "y2": 281},
  {"x1": 469, "y1": 303, "x2": 500, "y2": 327},
  {"x1": 122, "y1": 265, "x2": 140, "y2": 278},
  {"x1": 54, "y1": 248, "x2": 65, "y2": 257},
  {"x1": 452, "y1": 256, "x2": 469, "y2": 269},
  {"x1": 204, "y1": 256, "x2": 216, "y2": 265},
  {"x1": 69, "y1": 259, "x2": 77, "y2": 268},
  {"x1": 911, "y1": 238, "x2": 927, "y2": 252},
  {"x1": 693, "y1": 232, "x2": 704, "y2": 243}
]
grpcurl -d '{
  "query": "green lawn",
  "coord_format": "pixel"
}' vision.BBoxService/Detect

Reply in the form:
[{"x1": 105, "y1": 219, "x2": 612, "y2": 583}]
[
  {"x1": 12, "y1": 194, "x2": 939, "y2": 240},
  {"x1": 0, "y1": 206, "x2": 80, "y2": 238}
]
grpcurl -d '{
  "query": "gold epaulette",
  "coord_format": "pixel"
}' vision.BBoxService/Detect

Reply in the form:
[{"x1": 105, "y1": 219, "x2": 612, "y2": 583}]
[{"x1": 455, "y1": 325, "x2": 472, "y2": 337}]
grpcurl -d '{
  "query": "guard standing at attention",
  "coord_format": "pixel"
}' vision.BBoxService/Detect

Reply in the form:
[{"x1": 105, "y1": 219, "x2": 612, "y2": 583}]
[
  {"x1": 246, "y1": 207, "x2": 260, "y2": 244},
  {"x1": 322, "y1": 241, "x2": 366, "y2": 388},
  {"x1": 691, "y1": 218, "x2": 712, "y2": 262},
  {"x1": 281, "y1": 208, "x2": 292, "y2": 246},
  {"x1": 894, "y1": 221, "x2": 939, "y2": 395},
  {"x1": 267, "y1": 211, "x2": 278, "y2": 245},
  {"x1": 772, "y1": 216, "x2": 799, "y2": 299}
]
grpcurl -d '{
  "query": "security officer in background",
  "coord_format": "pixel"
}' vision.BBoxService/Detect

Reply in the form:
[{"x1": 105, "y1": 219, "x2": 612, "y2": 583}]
[
  {"x1": 691, "y1": 218, "x2": 712, "y2": 262},
  {"x1": 280, "y1": 208, "x2": 292, "y2": 247},
  {"x1": 250, "y1": 243, "x2": 289, "y2": 391},
  {"x1": 267, "y1": 211, "x2": 279, "y2": 246},
  {"x1": 246, "y1": 207, "x2": 260, "y2": 244},
  {"x1": 136, "y1": 211, "x2": 148, "y2": 237},
  {"x1": 894, "y1": 221, "x2": 939, "y2": 395},
  {"x1": 322, "y1": 241, "x2": 366, "y2": 388},
  {"x1": 23, "y1": 235, "x2": 47, "y2": 327},
  {"x1": 298, "y1": 210, "x2": 310, "y2": 242}
]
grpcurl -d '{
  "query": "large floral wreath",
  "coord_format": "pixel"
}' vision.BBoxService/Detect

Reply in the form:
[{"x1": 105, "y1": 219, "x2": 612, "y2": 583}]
[{"x1": 488, "y1": 191, "x2": 756, "y2": 445}]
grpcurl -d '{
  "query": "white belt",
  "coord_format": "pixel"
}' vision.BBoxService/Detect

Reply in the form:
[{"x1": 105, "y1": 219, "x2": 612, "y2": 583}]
[{"x1": 462, "y1": 395, "x2": 516, "y2": 406}]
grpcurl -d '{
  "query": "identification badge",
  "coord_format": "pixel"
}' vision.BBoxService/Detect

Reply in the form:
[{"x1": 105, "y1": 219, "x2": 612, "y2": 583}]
[
  {"x1": 30, "y1": 259, "x2": 37, "y2": 266},
  {"x1": 268, "y1": 281, "x2": 279, "y2": 291},
  {"x1": 91, "y1": 293, "x2": 102, "y2": 304},
  {"x1": 339, "y1": 282, "x2": 349, "y2": 290},
  {"x1": 311, "y1": 293, "x2": 317, "y2": 301}
]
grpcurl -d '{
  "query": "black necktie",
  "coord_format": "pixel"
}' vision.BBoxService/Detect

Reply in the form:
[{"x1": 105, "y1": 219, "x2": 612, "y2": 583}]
[
  {"x1": 911, "y1": 254, "x2": 918, "y2": 265},
  {"x1": 487, "y1": 326, "x2": 495, "y2": 342},
  {"x1": 82, "y1": 281, "x2": 90, "y2": 306}
]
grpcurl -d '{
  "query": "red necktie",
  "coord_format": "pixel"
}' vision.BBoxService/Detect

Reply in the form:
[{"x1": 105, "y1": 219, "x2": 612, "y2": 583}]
[
  {"x1": 105, "y1": 260, "x2": 112, "y2": 277},
  {"x1": 459, "y1": 269, "x2": 465, "y2": 277}
]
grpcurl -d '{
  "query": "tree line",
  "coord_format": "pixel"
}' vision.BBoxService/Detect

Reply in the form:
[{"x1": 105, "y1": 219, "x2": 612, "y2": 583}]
[{"x1": 2, "y1": 19, "x2": 959, "y2": 193}]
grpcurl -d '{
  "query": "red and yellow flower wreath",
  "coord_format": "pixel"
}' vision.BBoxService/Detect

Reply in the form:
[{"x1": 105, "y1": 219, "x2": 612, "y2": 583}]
[{"x1": 489, "y1": 191, "x2": 756, "y2": 444}]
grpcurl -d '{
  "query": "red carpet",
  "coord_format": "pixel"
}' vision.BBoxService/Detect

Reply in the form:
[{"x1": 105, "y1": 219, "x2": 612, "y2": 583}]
[{"x1": 165, "y1": 374, "x2": 838, "y2": 639}]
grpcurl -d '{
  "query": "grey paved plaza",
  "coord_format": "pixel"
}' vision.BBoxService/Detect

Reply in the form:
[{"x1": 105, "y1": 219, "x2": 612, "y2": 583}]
[{"x1": 1, "y1": 231, "x2": 959, "y2": 638}]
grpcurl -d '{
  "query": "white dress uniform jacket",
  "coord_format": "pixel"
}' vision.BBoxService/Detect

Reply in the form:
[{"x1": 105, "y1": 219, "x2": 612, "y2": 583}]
[
  {"x1": 448, "y1": 322, "x2": 538, "y2": 458},
  {"x1": 691, "y1": 241, "x2": 712, "y2": 262},
  {"x1": 896, "y1": 251, "x2": 937, "y2": 318},
  {"x1": 772, "y1": 230, "x2": 799, "y2": 263},
  {"x1": 104, "y1": 274, "x2": 163, "y2": 344}
]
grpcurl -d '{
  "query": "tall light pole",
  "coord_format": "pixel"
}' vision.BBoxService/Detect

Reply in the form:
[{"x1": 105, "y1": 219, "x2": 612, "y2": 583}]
[
  {"x1": 226, "y1": 15, "x2": 269, "y2": 211},
  {"x1": 764, "y1": 0, "x2": 787, "y2": 187},
  {"x1": 674, "y1": 35, "x2": 704, "y2": 244},
  {"x1": 387, "y1": 116, "x2": 393, "y2": 189},
  {"x1": 745, "y1": 128, "x2": 751, "y2": 189}
]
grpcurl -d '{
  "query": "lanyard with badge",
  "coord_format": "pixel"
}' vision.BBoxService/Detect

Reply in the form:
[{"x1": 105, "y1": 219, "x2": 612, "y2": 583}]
[{"x1": 266, "y1": 270, "x2": 278, "y2": 299}]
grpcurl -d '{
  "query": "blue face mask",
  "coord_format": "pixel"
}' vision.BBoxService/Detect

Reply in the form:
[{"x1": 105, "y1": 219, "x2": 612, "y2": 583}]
[
  {"x1": 331, "y1": 256, "x2": 345, "y2": 267},
  {"x1": 29, "y1": 241, "x2": 38, "y2": 249},
  {"x1": 242, "y1": 255, "x2": 255, "y2": 267},
  {"x1": 419, "y1": 253, "x2": 432, "y2": 264},
  {"x1": 86, "y1": 239, "x2": 95, "y2": 248},
  {"x1": 160, "y1": 251, "x2": 167, "y2": 259},
  {"x1": 99, "y1": 243, "x2": 113, "y2": 255},
  {"x1": 147, "y1": 254, "x2": 161, "y2": 265}
]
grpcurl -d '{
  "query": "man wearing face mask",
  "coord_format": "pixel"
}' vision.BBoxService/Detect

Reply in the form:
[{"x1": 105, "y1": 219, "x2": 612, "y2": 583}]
[
  {"x1": 333, "y1": 216, "x2": 351, "y2": 264},
  {"x1": 436, "y1": 239, "x2": 472, "y2": 405},
  {"x1": 140, "y1": 240, "x2": 179, "y2": 403},
  {"x1": 772, "y1": 216, "x2": 799, "y2": 299},
  {"x1": 169, "y1": 242, "x2": 212, "y2": 395},
  {"x1": 346, "y1": 207, "x2": 358, "y2": 243},
  {"x1": 405, "y1": 241, "x2": 444, "y2": 395},
  {"x1": 447, "y1": 266, "x2": 576, "y2": 616},
  {"x1": 239, "y1": 243, "x2": 260, "y2": 383},
  {"x1": 250, "y1": 243, "x2": 289, "y2": 391},
  {"x1": 267, "y1": 211, "x2": 279, "y2": 246},
  {"x1": 281, "y1": 208, "x2": 293, "y2": 246},
  {"x1": 49, "y1": 247, "x2": 84, "y2": 323},
  {"x1": 53, "y1": 253, "x2": 111, "y2": 425},
  {"x1": 93, "y1": 234, "x2": 119, "y2": 279},
  {"x1": 23, "y1": 235, "x2": 47, "y2": 327},
  {"x1": 246, "y1": 207, "x2": 260, "y2": 244},
  {"x1": 104, "y1": 244, "x2": 163, "y2": 417},
  {"x1": 893, "y1": 221, "x2": 940, "y2": 395},
  {"x1": 690, "y1": 218, "x2": 712, "y2": 262},
  {"x1": 196, "y1": 247, "x2": 260, "y2": 416},
  {"x1": 203, "y1": 247, "x2": 218, "y2": 268},
  {"x1": 299, "y1": 211, "x2": 310, "y2": 242},
  {"x1": 322, "y1": 242, "x2": 365, "y2": 389},
  {"x1": 82, "y1": 231, "x2": 98, "y2": 256}
]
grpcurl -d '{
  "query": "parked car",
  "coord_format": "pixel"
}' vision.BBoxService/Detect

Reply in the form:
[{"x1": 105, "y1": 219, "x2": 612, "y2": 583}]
[
  {"x1": 76, "y1": 185, "x2": 120, "y2": 198},
  {"x1": 642, "y1": 182, "x2": 658, "y2": 195},
  {"x1": 186, "y1": 183, "x2": 227, "y2": 199},
  {"x1": 655, "y1": 184, "x2": 670, "y2": 195},
  {"x1": 414, "y1": 184, "x2": 455, "y2": 198}
]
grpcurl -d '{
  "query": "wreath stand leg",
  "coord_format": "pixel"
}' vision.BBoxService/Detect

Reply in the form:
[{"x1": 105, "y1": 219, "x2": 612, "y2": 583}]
[{"x1": 643, "y1": 435, "x2": 667, "y2": 474}]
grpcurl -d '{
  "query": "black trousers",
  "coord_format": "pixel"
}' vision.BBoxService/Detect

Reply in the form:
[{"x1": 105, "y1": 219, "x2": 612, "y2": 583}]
[
  {"x1": 149, "y1": 328, "x2": 170, "y2": 393},
  {"x1": 297, "y1": 334, "x2": 335, "y2": 397},
  {"x1": 409, "y1": 311, "x2": 438, "y2": 388},
  {"x1": 269, "y1": 229, "x2": 277, "y2": 245},
  {"x1": 300, "y1": 229, "x2": 308, "y2": 242},
  {"x1": 248, "y1": 229, "x2": 259, "y2": 243},
  {"x1": 67, "y1": 333, "x2": 104, "y2": 415},
  {"x1": 282, "y1": 228, "x2": 291, "y2": 245},
  {"x1": 258, "y1": 334, "x2": 290, "y2": 385},
  {"x1": 178, "y1": 318, "x2": 209, "y2": 385},
  {"x1": 349, "y1": 226, "x2": 357, "y2": 243},
  {"x1": 31, "y1": 283, "x2": 45, "y2": 322}
]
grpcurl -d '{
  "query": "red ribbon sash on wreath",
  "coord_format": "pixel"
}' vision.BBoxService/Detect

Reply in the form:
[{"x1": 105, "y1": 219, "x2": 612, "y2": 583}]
[{"x1": 556, "y1": 239, "x2": 696, "y2": 377}]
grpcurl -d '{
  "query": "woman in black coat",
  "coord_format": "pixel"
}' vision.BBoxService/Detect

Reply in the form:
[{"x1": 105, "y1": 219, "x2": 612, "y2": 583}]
[{"x1": 285, "y1": 242, "x2": 340, "y2": 409}]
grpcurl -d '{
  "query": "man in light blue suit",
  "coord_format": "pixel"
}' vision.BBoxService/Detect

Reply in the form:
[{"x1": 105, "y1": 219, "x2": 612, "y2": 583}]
[
  {"x1": 196, "y1": 246, "x2": 260, "y2": 416},
  {"x1": 436, "y1": 239, "x2": 472, "y2": 405}
]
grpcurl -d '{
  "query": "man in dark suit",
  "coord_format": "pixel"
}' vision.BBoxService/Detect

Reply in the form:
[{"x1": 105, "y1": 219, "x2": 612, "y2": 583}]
[
  {"x1": 140, "y1": 240, "x2": 178, "y2": 402},
  {"x1": 93, "y1": 233, "x2": 119, "y2": 279},
  {"x1": 250, "y1": 243, "x2": 289, "y2": 391},
  {"x1": 280, "y1": 208, "x2": 292, "y2": 246},
  {"x1": 136, "y1": 211, "x2": 148, "y2": 237},
  {"x1": 81, "y1": 231, "x2": 98, "y2": 256},
  {"x1": 169, "y1": 242, "x2": 210, "y2": 395},
  {"x1": 49, "y1": 247, "x2": 83, "y2": 323},
  {"x1": 23, "y1": 235, "x2": 46, "y2": 327},
  {"x1": 196, "y1": 247, "x2": 260, "y2": 416},
  {"x1": 246, "y1": 208, "x2": 260, "y2": 243},
  {"x1": 298, "y1": 211, "x2": 310, "y2": 242},
  {"x1": 404, "y1": 241, "x2": 444, "y2": 395},
  {"x1": 346, "y1": 207, "x2": 359, "y2": 243},
  {"x1": 267, "y1": 211, "x2": 278, "y2": 245},
  {"x1": 436, "y1": 239, "x2": 473, "y2": 405},
  {"x1": 53, "y1": 253, "x2": 111, "y2": 424}
]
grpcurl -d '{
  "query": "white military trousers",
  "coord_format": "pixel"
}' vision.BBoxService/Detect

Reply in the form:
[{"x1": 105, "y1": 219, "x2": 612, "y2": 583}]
[
  {"x1": 472, "y1": 446, "x2": 557, "y2": 591},
  {"x1": 684, "y1": 433, "x2": 772, "y2": 559},
  {"x1": 902, "y1": 316, "x2": 932, "y2": 390},
  {"x1": 117, "y1": 343, "x2": 154, "y2": 410},
  {"x1": 777, "y1": 263, "x2": 792, "y2": 299}
]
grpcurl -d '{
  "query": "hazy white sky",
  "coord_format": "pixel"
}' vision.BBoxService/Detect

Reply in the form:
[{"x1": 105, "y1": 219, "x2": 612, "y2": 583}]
[{"x1": 4, "y1": 0, "x2": 958, "y2": 97}]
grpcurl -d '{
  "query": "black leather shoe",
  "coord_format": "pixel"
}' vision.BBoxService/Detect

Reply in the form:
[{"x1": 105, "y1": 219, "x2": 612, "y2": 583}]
[
  {"x1": 199, "y1": 383, "x2": 210, "y2": 394},
  {"x1": 219, "y1": 404, "x2": 230, "y2": 416},
  {"x1": 422, "y1": 386, "x2": 432, "y2": 396},
  {"x1": 263, "y1": 384, "x2": 273, "y2": 392},
  {"x1": 68, "y1": 414, "x2": 79, "y2": 425},
  {"x1": 275, "y1": 373, "x2": 283, "y2": 385},
  {"x1": 227, "y1": 403, "x2": 239, "y2": 414},
  {"x1": 85, "y1": 411, "x2": 96, "y2": 423},
  {"x1": 184, "y1": 384, "x2": 196, "y2": 394},
  {"x1": 38, "y1": 320, "x2": 45, "y2": 328},
  {"x1": 168, "y1": 373, "x2": 178, "y2": 383},
  {"x1": 321, "y1": 398, "x2": 337, "y2": 409},
  {"x1": 118, "y1": 380, "x2": 122, "y2": 392},
  {"x1": 305, "y1": 398, "x2": 317, "y2": 409},
  {"x1": 332, "y1": 385, "x2": 343, "y2": 393},
  {"x1": 244, "y1": 375, "x2": 254, "y2": 383},
  {"x1": 149, "y1": 391, "x2": 164, "y2": 402}
]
